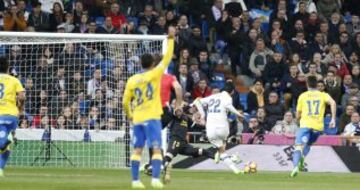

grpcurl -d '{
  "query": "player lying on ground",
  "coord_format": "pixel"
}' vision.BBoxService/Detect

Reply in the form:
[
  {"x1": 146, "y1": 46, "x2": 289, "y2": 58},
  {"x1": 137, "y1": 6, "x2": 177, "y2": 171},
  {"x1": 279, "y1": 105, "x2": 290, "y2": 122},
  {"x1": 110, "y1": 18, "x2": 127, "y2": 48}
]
[
  {"x1": 122, "y1": 27, "x2": 175, "y2": 189},
  {"x1": 193, "y1": 82, "x2": 244, "y2": 174},
  {"x1": 291, "y1": 76, "x2": 336, "y2": 177},
  {"x1": 162, "y1": 102, "x2": 218, "y2": 183},
  {"x1": 0, "y1": 56, "x2": 26, "y2": 177}
]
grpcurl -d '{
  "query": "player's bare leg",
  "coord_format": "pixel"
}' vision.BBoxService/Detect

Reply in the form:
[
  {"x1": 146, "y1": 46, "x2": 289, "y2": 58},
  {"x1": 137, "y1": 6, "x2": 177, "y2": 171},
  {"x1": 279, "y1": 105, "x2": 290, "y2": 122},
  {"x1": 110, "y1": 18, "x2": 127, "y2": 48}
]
[{"x1": 131, "y1": 148, "x2": 145, "y2": 189}]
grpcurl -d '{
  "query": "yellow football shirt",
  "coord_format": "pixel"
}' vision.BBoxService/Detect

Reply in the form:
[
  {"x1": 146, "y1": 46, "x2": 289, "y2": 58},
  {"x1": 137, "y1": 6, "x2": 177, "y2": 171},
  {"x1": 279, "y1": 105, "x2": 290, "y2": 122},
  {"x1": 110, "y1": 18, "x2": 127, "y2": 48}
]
[
  {"x1": 0, "y1": 74, "x2": 25, "y2": 116},
  {"x1": 296, "y1": 90, "x2": 331, "y2": 131},
  {"x1": 122, "y1": 38, "x2": 174, "y2": 124}
]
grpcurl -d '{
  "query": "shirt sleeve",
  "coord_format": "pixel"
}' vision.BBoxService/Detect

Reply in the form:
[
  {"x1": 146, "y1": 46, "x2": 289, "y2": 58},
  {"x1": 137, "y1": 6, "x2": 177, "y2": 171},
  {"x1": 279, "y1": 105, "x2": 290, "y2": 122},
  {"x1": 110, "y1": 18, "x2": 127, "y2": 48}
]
[
  {"x1": 122, "y1": 79, "x2": 133, "y2": 119},
  {"x1": 15, "y1": 78, "x2": 25, "y2": 92},
  {"x1": 151, "y1": 39, "x2": 175, "y2": 78}
]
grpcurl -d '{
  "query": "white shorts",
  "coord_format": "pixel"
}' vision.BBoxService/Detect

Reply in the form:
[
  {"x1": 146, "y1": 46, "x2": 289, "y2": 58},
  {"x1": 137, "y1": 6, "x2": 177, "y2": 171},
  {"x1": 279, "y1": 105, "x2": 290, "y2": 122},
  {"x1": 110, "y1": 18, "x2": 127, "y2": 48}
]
[{"x1": 206, "y1": 126, "x2": 229, "y2": 148}]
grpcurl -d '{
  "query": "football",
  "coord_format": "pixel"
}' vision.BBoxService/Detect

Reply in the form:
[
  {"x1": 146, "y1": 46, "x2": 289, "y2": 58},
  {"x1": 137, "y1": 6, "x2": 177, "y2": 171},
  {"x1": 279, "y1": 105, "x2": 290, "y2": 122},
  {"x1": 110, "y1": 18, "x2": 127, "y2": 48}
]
[{"x1": 244, "y1": 161, "x2": 257, "y2": 174}]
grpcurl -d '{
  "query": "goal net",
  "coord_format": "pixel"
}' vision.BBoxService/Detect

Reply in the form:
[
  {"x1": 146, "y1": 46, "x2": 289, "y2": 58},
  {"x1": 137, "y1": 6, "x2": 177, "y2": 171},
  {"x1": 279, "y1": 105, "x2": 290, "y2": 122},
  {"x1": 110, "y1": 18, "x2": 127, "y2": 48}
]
[{"x1": 0, "y1": 32, "x2": 166, "y2": 168}]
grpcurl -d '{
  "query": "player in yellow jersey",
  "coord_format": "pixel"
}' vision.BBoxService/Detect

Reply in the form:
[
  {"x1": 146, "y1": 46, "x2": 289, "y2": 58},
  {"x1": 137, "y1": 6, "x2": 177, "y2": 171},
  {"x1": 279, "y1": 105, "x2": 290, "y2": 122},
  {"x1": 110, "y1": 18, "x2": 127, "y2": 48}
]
[
  {"x1": 122, "y1": 27, "x2": 175, "y2": 189},
  {"x1": 290, "y1": 76, "x2": 336, "y2": 177},
  {"x1": 0, "y1": 57, "x2": 26, "y2": 177}
]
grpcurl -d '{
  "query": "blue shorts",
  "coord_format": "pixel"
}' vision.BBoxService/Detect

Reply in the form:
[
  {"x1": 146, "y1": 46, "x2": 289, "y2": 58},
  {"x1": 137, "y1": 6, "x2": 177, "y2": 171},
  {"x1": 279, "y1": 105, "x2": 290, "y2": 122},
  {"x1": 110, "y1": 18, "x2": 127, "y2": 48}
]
[
  {"x1": 0, "y1": 115, "x2": 18, "y2": 148},
  {"x1": 295, "y1": 127, "x2": 322, "y2": 146},
  {"x1": 132, "y1": 119, "x2": 162, "y2": 149}
]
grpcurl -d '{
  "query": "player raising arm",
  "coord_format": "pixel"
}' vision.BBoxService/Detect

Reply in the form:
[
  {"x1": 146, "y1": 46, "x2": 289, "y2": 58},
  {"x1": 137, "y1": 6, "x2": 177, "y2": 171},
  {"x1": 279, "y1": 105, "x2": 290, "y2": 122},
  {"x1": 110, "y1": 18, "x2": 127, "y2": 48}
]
[
  {"x1": 291, "y1": 76, "x2": 336, "y2": 177},
  {"x1": 0, "y1": 56, "x2": 25, "y2": 177},
  {"x1": 193, "y1": 82, "x2": 244, "y2": 174},
  {"x1": 122, "y1": 27, "x2": 175, "y2": 189}
]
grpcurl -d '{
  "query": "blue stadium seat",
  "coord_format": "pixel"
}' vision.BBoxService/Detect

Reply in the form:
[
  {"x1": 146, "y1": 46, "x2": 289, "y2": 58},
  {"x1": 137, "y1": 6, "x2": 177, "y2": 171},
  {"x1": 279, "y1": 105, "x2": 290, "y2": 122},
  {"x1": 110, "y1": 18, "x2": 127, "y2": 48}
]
[
  {"x1": 95, "y1": 17, "x2": 105, "y2": 26},
  {"x1": 126, "y1": 17, "x2": 139, "y2": 27},
  {"x1": 201, "y1": 20, "x2": 209, "y2": 39},
  {"x1": 239, "y1": 93, "x2": 248, "y2": 111},
  {"x1": 323, "y1": 116, "x2": 338, "y2": 135}
]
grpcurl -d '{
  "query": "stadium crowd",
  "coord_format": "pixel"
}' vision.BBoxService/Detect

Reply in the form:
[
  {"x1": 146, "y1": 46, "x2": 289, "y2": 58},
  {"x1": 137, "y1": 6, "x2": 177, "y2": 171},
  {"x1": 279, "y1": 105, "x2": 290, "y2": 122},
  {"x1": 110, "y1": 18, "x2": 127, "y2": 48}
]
[{"x1": 1, "y1": 0, "x2": 360, "y2": 141}]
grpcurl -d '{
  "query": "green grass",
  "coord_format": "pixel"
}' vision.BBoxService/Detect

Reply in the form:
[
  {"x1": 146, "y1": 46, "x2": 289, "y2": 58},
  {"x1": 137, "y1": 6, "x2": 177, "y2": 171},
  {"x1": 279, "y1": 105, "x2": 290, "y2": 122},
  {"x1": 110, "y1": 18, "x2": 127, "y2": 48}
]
[{"x1": 1, "y1": 168, "x2": 360, "y2": 190}]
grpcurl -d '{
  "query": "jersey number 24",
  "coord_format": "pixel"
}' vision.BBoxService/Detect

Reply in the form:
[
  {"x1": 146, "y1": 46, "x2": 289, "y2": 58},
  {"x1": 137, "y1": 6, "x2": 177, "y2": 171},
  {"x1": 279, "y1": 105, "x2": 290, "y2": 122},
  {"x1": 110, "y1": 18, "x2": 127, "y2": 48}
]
[{"x1": 134, "y1": 83, "x2": 153, "y2": 106}]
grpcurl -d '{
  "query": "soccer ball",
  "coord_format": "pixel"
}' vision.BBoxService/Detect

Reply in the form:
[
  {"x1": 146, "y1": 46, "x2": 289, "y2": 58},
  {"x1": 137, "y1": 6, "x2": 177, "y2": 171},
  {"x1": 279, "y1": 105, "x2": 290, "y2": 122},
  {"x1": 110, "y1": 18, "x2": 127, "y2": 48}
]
[{"x1": 244, "y1": 161, "x2": 257, "y2": 174}]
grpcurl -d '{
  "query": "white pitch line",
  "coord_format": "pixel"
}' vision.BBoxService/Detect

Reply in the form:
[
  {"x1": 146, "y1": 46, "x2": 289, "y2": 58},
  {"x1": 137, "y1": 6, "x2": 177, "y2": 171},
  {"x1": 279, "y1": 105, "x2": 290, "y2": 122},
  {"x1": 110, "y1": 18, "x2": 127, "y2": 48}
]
[{"x1": 6, "y1": 173, "x2": 94, "y2": 178}]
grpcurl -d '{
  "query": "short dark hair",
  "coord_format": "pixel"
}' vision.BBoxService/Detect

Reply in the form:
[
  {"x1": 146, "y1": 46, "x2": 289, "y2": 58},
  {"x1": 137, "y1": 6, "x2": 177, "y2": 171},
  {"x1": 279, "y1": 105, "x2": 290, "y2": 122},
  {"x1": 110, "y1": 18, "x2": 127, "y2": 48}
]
[
  {"x1": 0, "y1": 56, "x2": 9, "y2": 73},
  {"x1": 141, "y1": 53, "x2": 154, "y2": 69},
  {"x1": 223, "y1": 81, "x2": 235, "y2": 94},
  {"x1": 307, "y1": 75, "x2": 317, "y2": 88}
]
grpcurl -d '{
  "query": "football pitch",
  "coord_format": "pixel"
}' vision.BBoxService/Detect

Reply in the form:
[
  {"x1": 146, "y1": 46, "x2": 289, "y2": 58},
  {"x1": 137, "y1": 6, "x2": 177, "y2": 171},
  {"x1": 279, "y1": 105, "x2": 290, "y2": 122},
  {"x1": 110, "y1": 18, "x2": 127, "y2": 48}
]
[{"x1": 1, "y1": 168, "x2": 359, "y2": 190}]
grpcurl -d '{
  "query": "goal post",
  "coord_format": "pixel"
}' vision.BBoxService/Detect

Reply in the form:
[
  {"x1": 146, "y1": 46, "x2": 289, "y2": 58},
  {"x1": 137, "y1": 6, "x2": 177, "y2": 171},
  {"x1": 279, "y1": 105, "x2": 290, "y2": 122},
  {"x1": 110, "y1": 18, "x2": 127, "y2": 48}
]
[{"x1": 0, "y1": 32, "x2": 168, "y2": 168}]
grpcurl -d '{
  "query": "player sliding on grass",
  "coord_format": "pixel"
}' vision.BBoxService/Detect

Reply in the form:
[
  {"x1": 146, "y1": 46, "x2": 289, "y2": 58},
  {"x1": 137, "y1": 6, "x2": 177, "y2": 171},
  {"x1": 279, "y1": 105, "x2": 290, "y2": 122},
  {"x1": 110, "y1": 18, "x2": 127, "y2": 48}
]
[
  {"x1": 0, "y1": 56, "x2": 26, "y2": 177},
  {"x1": 162, "y1": 102, "x2": 216, "y2": 183},
  {"x1": 122, "y1": 27, "x2": 175, "y2": 189},
  {"x1": 193, "y1": 81, "x2": 244, "y2": 174},
  {"x1": 291, "y1": 76, "x2": 336, "y2": 177}
]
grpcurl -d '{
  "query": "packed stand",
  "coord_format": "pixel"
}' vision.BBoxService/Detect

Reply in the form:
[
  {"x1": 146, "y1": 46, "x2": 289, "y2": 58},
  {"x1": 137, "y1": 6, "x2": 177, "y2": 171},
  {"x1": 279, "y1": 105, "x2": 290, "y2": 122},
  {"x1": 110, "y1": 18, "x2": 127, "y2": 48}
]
[{"x1": 1, "y1": 0, "x2": 360, "y2": 141}]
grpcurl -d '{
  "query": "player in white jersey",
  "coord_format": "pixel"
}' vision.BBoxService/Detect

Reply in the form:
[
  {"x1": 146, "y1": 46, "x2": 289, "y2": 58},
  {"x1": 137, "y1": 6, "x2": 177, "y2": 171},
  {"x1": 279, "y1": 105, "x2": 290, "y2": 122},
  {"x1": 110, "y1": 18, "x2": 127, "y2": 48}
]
[{"x1": 193, "y1": 82, "x2": 244, "y2": 174}]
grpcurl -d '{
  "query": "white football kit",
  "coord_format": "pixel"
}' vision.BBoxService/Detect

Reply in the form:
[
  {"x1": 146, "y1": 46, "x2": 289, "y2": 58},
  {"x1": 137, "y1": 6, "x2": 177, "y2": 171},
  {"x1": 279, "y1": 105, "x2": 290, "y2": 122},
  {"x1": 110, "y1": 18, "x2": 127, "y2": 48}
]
[{"x1": 196, "y1": 91, "x2": 239, "y2": 147}]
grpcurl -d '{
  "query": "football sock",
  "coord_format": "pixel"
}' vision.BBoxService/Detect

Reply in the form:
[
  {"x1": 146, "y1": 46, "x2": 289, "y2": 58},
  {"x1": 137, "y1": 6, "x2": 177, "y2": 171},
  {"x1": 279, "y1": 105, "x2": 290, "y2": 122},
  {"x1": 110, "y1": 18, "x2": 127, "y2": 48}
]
[
  {"x1": 292, "y1": 146, "x2": 303, "y2": 167},
  {"x1": 152, "y1": 153, "x2": 162, "y2": 179},
  {"x1": 130, "y1": 154, "x2": 141, "y2": 181},
  {"x1": 220, "y1": 153, "x2": 240, "y2": 174},
  {"x1": 163, "y1": 153, "x2": 173, "y2": 166},
  {"x1": 0, "y1": 150, "x2": 10, "y2": 169},
  {"x1": 303, "y1": 144, "x2": 310, "y2": 157}
]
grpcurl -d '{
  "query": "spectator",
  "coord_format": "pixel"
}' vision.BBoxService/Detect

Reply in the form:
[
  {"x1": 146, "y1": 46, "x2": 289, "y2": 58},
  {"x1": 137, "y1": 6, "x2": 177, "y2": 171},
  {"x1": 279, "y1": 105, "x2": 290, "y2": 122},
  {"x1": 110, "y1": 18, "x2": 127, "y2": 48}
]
[
  {"x1": 96, "y1": 16, "x2": 118, "y2": 34},
  {"x1": 264, "y1": 92, "x2": 285, "y2": 131},
  {"x1": 292, "y1": 1, "x2": 309, "y2": 25},
  {"x1": 40, "y1": 115, "x2": 52, "y2": 129},
  {"x1": 272, "y1": 111, "x2": 298, "y2": 135},
  {"x1": 317, "y1": 80, "x2": 326, "y2": 92},
  {"x1": 106, "y1": 3, "x2": 126, "y2": 32},
  {"x1": 249, "y1": 38, "x2": 274, "y2": 79},
  {"x1": 312, "y1": 52, "x2": 327, "y2": 76},
  {"x1": 243, "y1": 117, "x2": 260, "y2": 133},
  {"x1": 256, "y1": 107, "x2": 270, "y2": 132},
  {"x1": 197, "y1": 50, "x2": 212, "y2": 79},
  {"x1": 339, "y1": 32, "x2": 353, "y2": 58},
  {"x1": 177, "y1": 14, "x2": 192, "y2": 49},
  {"x1": 290, "y1": 30, "x2": 308, "y2": 60},
  {"x1": 247, "y1": 80, "x2": 266, "y2": 114},
  {"x1": 27, "y1": 1, "x2": 50, "y2": 32},
  {"x1": 269, "y1": 30, "x2": 291, "y2": 59},
  {"x1": 176, "y1": 64, "x2": 194, "y2": 98},
  {"x1": 49, "y1": 2, "x2": 64, "y2": 31},
  {"x1": 88, "y1": 106, "x2": 100, "y2": 129},
  {"x1": 3, "y1": 5, "x2": 26, "y2": 31},
  {"x1": 349, "y1": 52, "x2": 359, "y2": 70},
  {"x1": 16, "y1": 0, "x2": 29, "y2": 21},
  {"x1": 351, "y1": 64, "x2": 360, "y2": 86},
  {"x1": 192, "y1": 79, "x2": 211, "y2": 99},
  {"x1": 50, "y1": 90, "x2": 69, "y2": 115},
  {"x1": 150, "y1": 16, "x2": 166, "y2": 35},
  {"x1": 226, "y1": 17, "x2": 245, "y2": 75},
  {"x1": 307, "y1": 32, "x2": 327, "y2": 60},
  {"x1": 39, "y1": 0, "x2": 63, "y2": 14},
  {"x1": 305, "y1": 62, "x2": 323, "y2": 81},
  {"x1": 73, "y1": 13, "x2": 89, "y2": 33},
  {"x1": 281, "y1": 64, "x2": 299, "y2": 109},
  {"x1": 342, "y1": 74, "x2": 353, "y2": 95},
  {"x1": 305, "y1": 12, "x2": 320, "y2": 42},
  {"x1": 188, "y1": 25, "x2": 207, "y2": 58},
  {"x1": 224, "y1": 0, "x2": 243, "y2": 17},
  {"x1": 341, "y1": 83, "x2": 360, "y2": 109},
  {"x1": 339, "y1": 104, "x2": 355, "y2": 133},
  {"x1": 263, "y1": 52, "x2": 285, "y2": 85},
  {"x1": 291, "y1": 72, "x2": 307, "y2": 104},
  {"x1": 32, "y1": 106, "x2": 48, "y2": 128},
  {"x1": 317, "y1": 0, "x2": 340, "y2": 21},
  {"x1": 346, "y1": 15, "x2": 360, "y2": 36},
  {"x1": 87, "y1": 69, "x2": 101, "y2": 99},
  {"x1": 324, "y1": 71, "x2": 342, "y2": 103},
  {"x1": 189, "y1": 58, "x2": 207, "y2": 85},
  {"x1": 343, "y1": 112, "x2": 360, "y2": 136},
  {"x1": 56, "y1": 115, "x2": 67, "y2": 129},
  {"x1": 51, "y1": 67, "x2": 68, "y2": 94},
  {"x1": 319, "y1": 21, "x2": 337, "y2": 45},
  {"x1": 322, "y1": 44, "x2": 348, "y2": 65},
  {"x1": 294, "y1": 0, "x2": 317, "y2": 13},
  {"x1": 138, "y1": 4, "x2": 157, "y2": 28},
  {"x1": 72, "y1": 1, "x2": 84, "y2": 26}
]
